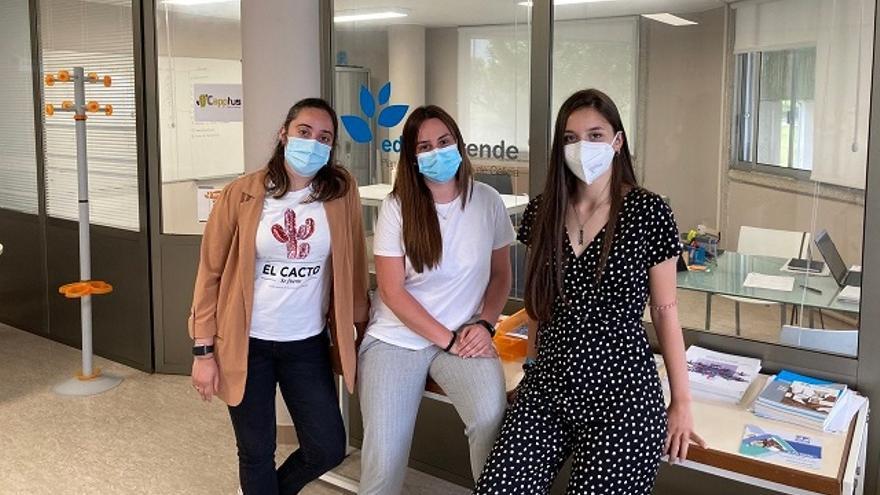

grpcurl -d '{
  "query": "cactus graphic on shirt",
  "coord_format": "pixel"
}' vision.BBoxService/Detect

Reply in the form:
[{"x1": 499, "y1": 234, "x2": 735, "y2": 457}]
[{"x1": 271, "y1": 209, "x2": 315, "y2": 260}]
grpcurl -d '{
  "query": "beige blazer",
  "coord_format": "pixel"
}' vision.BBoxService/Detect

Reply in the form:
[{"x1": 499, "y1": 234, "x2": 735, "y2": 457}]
[{"x1": 188, "y1": 168, "x2": 370, "y2": 406}]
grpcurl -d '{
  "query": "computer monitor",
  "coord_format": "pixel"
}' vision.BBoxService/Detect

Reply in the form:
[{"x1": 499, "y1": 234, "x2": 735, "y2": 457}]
[{"x1": 814, "y1": 230, "x2": 849, "y2": 286}]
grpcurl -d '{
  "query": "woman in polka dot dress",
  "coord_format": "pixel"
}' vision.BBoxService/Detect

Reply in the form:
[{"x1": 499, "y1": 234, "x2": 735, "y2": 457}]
[{"x1": 474, "y1": 89, "x2": 705, "y2": 494}]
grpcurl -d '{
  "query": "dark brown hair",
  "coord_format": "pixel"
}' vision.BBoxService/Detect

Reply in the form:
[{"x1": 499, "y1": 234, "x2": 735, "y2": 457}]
[
  {"x1": 524, "y1": 89, "x2": 639, "y2": 322},
  {"x1": 391, "y1": 105, "x2": 473, "y2": 273},
  {"x1": 264, "y1": 98, "x2": 350, "y2": 202}
]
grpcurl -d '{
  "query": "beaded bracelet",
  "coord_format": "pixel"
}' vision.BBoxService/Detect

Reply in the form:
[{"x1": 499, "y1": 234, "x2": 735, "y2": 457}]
[{"x1": 649, "y1": 300, "x2": 678, "y2": 311}]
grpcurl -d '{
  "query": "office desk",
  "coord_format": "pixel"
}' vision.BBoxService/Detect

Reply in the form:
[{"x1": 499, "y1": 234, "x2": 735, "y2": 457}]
[
  {"x1": 663, "y1": 373, "x2": 869, "y2": 495},
  {"x1": 324, "y1": 360, "x2": 868, "y2": 495},
  {"x1": 677, "y1": 252, "x2": 860, "y2": 330},
  {"x1": 358, "y1": 183, "x2": 530, "y2": 215}
]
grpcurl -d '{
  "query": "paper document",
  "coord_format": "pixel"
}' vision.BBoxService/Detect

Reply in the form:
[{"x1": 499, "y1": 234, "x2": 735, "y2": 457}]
[
  {"x1": 825, "y1": 392, "x2": 867, "y2": 434},
  {"x1": 743, "y1": 273, "x2": 795, "y2": 292},
  {"x1": 837, "y1": 286, "x2": 861, "y2": 304},
  {"x1": 685, "y1": 346, "x2": 762, "y2": 404}
]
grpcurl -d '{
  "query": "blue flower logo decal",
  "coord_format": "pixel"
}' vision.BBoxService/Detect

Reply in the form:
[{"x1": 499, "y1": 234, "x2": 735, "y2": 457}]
[{"x1": 341, "y1": 82, "x2": 409, "y2": 143}]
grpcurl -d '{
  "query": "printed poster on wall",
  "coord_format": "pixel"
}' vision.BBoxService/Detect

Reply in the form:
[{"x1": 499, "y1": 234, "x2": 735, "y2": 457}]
[
  {"x1": 193, "y1": 83, "x2": 242, "y2": 122},
  {"x1": 197, "y1": 187, "x2": 222, "y2": 223}
]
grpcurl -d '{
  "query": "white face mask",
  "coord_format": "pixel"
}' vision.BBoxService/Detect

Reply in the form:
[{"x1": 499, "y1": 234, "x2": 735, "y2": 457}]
[{"x1": 564, "y1": 132, "x2": 621, "y2": 184}]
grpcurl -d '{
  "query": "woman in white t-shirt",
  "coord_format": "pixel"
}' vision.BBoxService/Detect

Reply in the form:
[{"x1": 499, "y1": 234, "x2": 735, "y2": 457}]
[
  {"x1": 188, "y1": 98, "x2": 370, "y2": 495},
  {"x1": 357, "y1": 105, "x2": 516, "y2": 494}
]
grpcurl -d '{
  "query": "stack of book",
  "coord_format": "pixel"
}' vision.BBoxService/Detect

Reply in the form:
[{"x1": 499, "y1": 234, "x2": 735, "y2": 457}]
[
  {"x1": 685, "y1": 346, "x2": 762, "y2": 404},
  {"x1": 753, "y1": 370, "x2": 849, "y2": 431}
]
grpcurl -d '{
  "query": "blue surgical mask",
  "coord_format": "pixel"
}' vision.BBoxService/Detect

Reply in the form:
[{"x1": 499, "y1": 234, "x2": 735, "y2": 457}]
[
  {"x1": 417, "y1": 144, "x2": 462, "y2": 183},
  {"x1": 285, "y1": 137, "x2": 331, "y2": 177}
]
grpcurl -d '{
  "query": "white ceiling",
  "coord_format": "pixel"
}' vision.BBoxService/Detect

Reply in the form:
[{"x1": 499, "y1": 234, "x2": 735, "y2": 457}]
[
  {"x1": 140, "y1": 0, "x2": 735, "y2": 25},
  {"x1": 80, "y1": 0, "x2": 241, "y2": 19},
  {"x1": 334, "y1": 0, "x2": 734, "y2": 29},
  {"x1": 156, "y1": 0, "x2": 240, "y2": 20}
]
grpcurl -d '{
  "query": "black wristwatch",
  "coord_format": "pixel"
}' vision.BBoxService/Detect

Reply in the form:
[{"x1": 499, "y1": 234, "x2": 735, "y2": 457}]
[
  {"x1": 192, "y1": 344, "x2": 215, "y2": 356},
  {"x1": 444, "y1": 330, "x2": 458, "y2": 353},
  {"x1": 475, "y1": 319, "x2": 496, "y2": 337}
]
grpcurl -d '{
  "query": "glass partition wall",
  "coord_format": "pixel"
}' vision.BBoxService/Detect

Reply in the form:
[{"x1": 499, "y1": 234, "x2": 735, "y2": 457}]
[
  {"x1": 326, "y1": 1, "x2": 877, "y2": 490},
  {"x1": 156, "y1": 0, "x2": 243, "y2": 235},
  {"x1": 330, "y1": 0, "x2": 872, "y2": 357},
  {"x1": 548, "y1": 0, "x2": 871, "y2": 358},
  {"x1": 333, "y1": 0, "x2": 532, "y2": 293}
]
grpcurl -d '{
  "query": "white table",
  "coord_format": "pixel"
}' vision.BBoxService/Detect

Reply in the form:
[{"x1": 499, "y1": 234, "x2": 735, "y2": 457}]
[
  {"x1": 656, "y1": 369, "x2": 870, "y2": 495},
  {"x1": 358, "y1": 183, "x2": 530, "y2": 215},
  {"x1": 323, "y1": 365, "x2": 869, "y2": 494}
]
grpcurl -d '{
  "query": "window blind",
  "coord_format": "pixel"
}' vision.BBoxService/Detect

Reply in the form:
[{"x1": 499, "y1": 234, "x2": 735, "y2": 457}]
[
  {"x1": 0, "y1": 0, "x2": 39, "y2": 214},
  {"x1": 39, "y1": 0, "x2": 140, "y2": 231},
  {"x1": 734, "y1": 0, "x2": 873, "y2": 189}
]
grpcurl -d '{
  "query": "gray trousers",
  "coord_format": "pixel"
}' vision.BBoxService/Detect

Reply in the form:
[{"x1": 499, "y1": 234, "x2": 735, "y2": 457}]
[{"x1": 357, "y1": 335, "x2": 507, "y2": 495}]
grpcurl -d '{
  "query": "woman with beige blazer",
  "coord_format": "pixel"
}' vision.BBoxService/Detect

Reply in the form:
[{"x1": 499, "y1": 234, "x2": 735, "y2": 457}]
[{"x1": 189, "y1": 98, "x2": 369, "y2": 495}]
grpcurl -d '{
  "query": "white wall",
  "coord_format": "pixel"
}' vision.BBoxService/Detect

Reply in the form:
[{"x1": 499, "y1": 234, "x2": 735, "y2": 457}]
[
  {"x1": 157, "y1": 12, "x2": 241, "y2": 59},
  {"x1": 158, "y1": 56, "x2": 243, "y2": 183},
  {"x1": 640, "y1": 6, "x2": 865, "y2": 264},
  {"x1": 241, "y1": 0, "x2": 320, "y2": 172},
  {"x1": 641, "y1": 8, "x2": 727, "y2": 235},
  {"x1": 156, "y1": 8, "x2": 244, "y2": 234},
  {"x1": 241, "y1": 0, "x2": 322, "y2": 431},
  {"x1": 426, "y1": 27, "x2": 459, "y2": 116},
  {"x1": 335, "y1": 28, "x2": 389, "y2": 95}
]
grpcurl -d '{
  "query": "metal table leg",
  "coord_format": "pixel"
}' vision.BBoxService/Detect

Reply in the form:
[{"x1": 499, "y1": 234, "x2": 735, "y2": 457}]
[{"x1": 705, "y1": 292, "x2": 713, "y2": 331}]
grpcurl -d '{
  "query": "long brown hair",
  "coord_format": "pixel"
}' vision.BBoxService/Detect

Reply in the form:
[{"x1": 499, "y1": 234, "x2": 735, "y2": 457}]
[
  {"x1": 391, "y1": 105, "x2": 473, "y2": 273},
  {"x1": 264, "y1": 98, "x2": 350, "y2": 202},
  {"x1": 524, "y1": 89, "x2": 639, "y2": 322}
]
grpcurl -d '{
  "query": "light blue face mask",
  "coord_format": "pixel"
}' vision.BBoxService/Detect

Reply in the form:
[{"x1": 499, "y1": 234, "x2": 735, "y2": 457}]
[
  {"x1": 417, "y1": 144, "x2": 462, "y2": 183},
  {"x1": 284, "y1": 137, "x2": 331, "y2": 178}
]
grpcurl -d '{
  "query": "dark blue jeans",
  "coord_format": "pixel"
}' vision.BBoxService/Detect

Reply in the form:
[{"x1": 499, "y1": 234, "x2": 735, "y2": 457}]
[{"x1": 228, "y1": 334, "x2": 345, "y2": 495}]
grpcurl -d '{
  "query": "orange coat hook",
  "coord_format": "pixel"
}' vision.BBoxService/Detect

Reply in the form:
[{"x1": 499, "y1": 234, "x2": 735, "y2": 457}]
[
  {"x1": 103, "y1": 75, "x2": 112, "y2": 87},
  {"x1": 45, "y1": 74, "x2": 55, "y2": 86},
  {"x1": 59, "y1": 280, "x2": 114, "y2": 299},
  {"x1": 86, "y1": 101, "x2": 100, "y2": 113},
  {"x1": 57, "y1": 70, "x2": 70, "y2": 82},
  {"x1": 45, "y1": 104, "x2": 55, "y2": 116},
  {"x1": 104, "y1": 104, "x2": 113, "y2": 117}
]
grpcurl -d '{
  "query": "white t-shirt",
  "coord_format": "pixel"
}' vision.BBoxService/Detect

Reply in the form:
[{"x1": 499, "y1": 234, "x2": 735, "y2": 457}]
[
  {"x1": 368, "y1": 181, "x2": 516, "y2": 350},
  {"x1": 249, "y1": 186, "x2": 331, "y2": 341}
]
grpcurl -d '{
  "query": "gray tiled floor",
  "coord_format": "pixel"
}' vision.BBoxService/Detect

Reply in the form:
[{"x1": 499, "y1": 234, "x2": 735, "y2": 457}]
[
  {"x1": 0, "y1": 323, "x2": 467, "y2": 495},
  {"x1": 0, "y1": 293, "x2": 854, "y2": 494}
]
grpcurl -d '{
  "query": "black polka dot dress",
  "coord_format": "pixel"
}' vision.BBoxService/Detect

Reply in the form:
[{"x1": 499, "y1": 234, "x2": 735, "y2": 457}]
[{"x1": 474, "y1": 188, "x2": 682, "y2": 495}]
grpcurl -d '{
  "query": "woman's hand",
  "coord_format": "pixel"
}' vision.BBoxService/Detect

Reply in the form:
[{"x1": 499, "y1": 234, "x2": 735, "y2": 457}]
[
  {"x1": 456, "y1": 324, "x2": 497, "y2": 358},
  {"x1": 665, "y1": 399, "x2": 706, "y2": 464},
  {"x1": 191, "y1": 356, "x2": 220, "y2": 402}
]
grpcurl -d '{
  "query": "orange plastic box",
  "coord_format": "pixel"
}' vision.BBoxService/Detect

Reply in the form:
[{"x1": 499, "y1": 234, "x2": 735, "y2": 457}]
[{"x1": 493, "y1": 309, "x2": 529, "y2": 361}]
